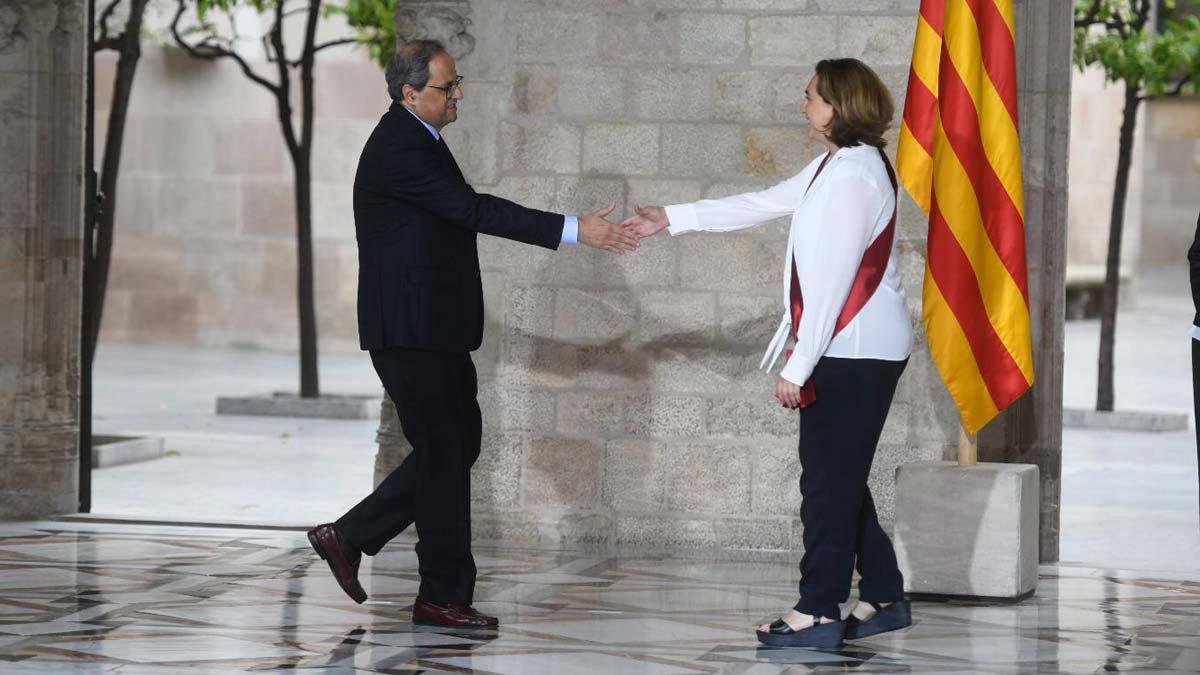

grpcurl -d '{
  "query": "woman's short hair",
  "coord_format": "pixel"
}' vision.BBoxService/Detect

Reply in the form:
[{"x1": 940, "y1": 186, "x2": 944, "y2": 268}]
[
  {"x1": 385, "y1": 39, "x2": 447, "y2": 101},
  {"x1": 814, "y1": 58, "x2": 895, "y2": 149}
]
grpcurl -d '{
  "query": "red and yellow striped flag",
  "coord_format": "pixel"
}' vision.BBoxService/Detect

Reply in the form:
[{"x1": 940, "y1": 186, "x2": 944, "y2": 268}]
[{"x1": 897, "y1": 0, "x2": 1034, "y2": 434}]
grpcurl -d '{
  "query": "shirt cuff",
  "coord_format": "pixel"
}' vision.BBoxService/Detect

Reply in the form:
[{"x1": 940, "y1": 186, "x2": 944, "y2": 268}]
[
  {"x1": 1191, "y1": 324, "x2": 1200, "y2": 341},
  {"x1": 779, "y1": 352, "x2": 817, "y2": 387},
  {"x1": 561, "y1": 215, "x2": 579, "y2": 245},
  {"x1": 665, "y1": 203, "x2": 699, "y2": 236}
]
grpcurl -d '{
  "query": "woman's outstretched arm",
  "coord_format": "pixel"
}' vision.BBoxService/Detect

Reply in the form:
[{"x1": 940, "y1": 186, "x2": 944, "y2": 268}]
[{"x1": 622, "y1": 166, "x2": 820, "y2": 238}]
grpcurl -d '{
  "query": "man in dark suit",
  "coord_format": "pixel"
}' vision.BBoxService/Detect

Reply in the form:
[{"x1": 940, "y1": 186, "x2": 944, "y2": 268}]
[
  {"x1": 307, "y1": 39, "x2": 638, "y2": 628},
  {"x1": 1191, "y1": 211, "x2": 1200, "y2": 517}
]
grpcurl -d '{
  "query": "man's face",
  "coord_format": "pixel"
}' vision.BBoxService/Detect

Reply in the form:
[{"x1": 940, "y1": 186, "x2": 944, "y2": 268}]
[{"x1": 405, "y1": 52, "x2": 463, "y2": 131}]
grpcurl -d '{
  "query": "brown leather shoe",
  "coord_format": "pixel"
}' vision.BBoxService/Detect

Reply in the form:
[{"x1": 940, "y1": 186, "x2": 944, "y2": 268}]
[
  {"x1": 413, "y1": 597, "x2": 498, "y2": 628},
  {"x1": 307, "y1": 523, "x2": 367, "y2": 604},
  {"x1": 449, "y1": 603, "x2": 499, "y2": 627}
]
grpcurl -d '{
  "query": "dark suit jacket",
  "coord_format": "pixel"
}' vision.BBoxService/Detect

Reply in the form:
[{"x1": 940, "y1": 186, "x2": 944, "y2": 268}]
[
  {"x1": 1191, "y1": 211, "x2": 1200, "y2": 329},
  {"x1": 353, "y1": 102, "x2": 564, "y2": 352}
]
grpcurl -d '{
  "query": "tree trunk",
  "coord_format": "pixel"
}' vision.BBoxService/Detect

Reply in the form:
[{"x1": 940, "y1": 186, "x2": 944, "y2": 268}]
[
  {"x1": 86, "y1": 0, "x2": 150, "y2": 371},
  {"x1": 1096, "y1": 84, "x2": 1141, "y2": 411},
  {"x1": 294, "y1": 155, "x2": 319, "y2": 398},
  {"x1": 296, "y1": 0, "x2": 321, "y2": 399}
]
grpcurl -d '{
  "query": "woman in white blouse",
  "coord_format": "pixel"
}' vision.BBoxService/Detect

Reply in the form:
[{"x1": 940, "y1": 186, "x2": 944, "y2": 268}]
[{"x1": 624, "y1": 58, "x2": 913, "y2": 648}]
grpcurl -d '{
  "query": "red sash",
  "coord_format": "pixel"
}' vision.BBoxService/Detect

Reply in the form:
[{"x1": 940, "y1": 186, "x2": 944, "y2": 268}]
[{"x1": 786, "y1": 148, "x2": 898, "y2": 408}]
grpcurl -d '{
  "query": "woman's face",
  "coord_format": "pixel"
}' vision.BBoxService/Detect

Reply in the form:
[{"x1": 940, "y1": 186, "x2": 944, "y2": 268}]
[{"x1": 803, "y1": 74, "x2": 835, "y2": 143}]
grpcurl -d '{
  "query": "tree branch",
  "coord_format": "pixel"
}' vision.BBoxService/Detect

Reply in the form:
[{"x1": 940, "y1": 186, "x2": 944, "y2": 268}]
[
  {"x1": 297, "y1": 37, "x2": 358, "y2": 64},
  {"x1": 170, "y1": 0, "x2": 281, "y2": 96},
  {"x1": 272, "y1": 33, "x2": 357, "y2": 66},
  {"x1": 299, "y1": 0, "x2": 320, "y2": 153},
  {"x1": 1136, "y1": 0, "x2": 1151, "y2": 29},
  {"x1": 269, "y1": 0, "x2": 301, "y2": 159},
  {"x1": 312, "y1": 37, "x2": 359, "y2": 54},
  {"x1": 1075, "y1": 0, "x2": 1104, "y2": 28},
  {"x1": 1147, "y1": 76, "x2": 1193, "y2": 100},
  {"x1": 1126, "y1": 0, "x2": 1151, "y2": 36},
  {"x1": 1075, "y1": 0, "x2": 1130, "y2": 35},
  {"x1": 97, "y1": 0, "x2": 121, "y2": 45},
  {"x1": 261, "y1": 32, "x2": 281, "y2": 64}
]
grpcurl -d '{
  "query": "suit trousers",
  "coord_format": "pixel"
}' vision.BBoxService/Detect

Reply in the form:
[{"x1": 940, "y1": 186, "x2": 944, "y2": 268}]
[
  {"x1": 336, "y1": 348, "x2": 481, "y2": 604},
  {"x1": 1193, "y1": 338, "x2": 1199, "y2": 516},
  {"x1": 792, "y1": 356, "x2": 908, "y2": 622}
]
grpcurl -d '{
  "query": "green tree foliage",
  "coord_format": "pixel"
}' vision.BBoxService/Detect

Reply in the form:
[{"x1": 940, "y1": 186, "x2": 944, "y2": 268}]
[
  {"x1": 325, "y1": 0, "x2": 398, "y2": 67},
  {"x1": 1075, "y1": 1, "x2": 1200, "y2": 96}
]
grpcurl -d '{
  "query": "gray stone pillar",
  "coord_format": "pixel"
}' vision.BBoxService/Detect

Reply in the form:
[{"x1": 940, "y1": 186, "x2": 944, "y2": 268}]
[
  {"x1": 978, "y1": 0, "x2": 1071, "y2": 562},
  {"x1": 0, "y1": 0, "x2": 87, "y2": 519}
]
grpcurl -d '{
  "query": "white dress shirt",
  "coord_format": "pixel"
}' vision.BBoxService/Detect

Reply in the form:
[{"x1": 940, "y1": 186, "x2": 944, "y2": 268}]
[{"x1": 665, "y1": 144, "x2": 913, "y2": 386}]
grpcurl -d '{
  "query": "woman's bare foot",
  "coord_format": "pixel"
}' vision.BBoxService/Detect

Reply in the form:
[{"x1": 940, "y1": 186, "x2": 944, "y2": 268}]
[
  {"x1": 756, "y1": 609, "x2": 835, "y2": 632},
  {"x1": 849, "y1": 601, "x2": 893, "y2": 623}
]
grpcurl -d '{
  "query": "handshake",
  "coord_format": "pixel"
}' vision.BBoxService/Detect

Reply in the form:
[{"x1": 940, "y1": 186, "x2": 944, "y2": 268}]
[{"x1": 578, "y1": 204, "x2": 672, "y2": 254}]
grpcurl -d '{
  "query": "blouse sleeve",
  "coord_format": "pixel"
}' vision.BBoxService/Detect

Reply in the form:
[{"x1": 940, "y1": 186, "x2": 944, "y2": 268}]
[
  {"x1": 778, "y1": 173, "x2": 889, "y2": 385},
  {"x1": 663, "y1": 165, "x2": 818, "y2": 235}
]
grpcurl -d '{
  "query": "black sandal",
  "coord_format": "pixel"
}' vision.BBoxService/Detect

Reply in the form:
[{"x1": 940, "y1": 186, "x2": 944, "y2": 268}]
[
  {"x1": 756, "y1": 614, "x2": 846, "y2": 648},
  {"x1": 844, "y1": 600, "x2": 912, "y2": 640}
]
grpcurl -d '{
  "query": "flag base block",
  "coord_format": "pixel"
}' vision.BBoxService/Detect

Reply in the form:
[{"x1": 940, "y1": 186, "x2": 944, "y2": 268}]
[{"x1": 893, "y1": 461, "x2": 1040, "y2": 600}]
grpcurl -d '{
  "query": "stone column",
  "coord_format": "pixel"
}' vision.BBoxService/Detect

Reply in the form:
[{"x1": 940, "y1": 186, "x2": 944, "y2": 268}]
[
  {"x1": 0, "y1": 0, "x2": 87, "y2": 519},
  {"x1": 978, "y1": 0, "x2": 1072, "y2": 562}
]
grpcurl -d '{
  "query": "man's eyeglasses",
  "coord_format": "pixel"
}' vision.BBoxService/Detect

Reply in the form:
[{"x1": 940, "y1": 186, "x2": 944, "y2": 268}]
[{"x1": 427, "y1": 75, "x2": 464, "y2": 97}]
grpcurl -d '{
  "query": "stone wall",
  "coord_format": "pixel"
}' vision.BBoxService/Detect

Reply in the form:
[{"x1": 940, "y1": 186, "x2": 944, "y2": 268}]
[
  {"x1": 89, "y1": 0, "x2": 1069, "y2": 552},
  {"x1": 1139, "y1": 97, "x2": 1200, "y2": 270},
  {"x1": 92, "y1": 4, "x2": 1170, "y2": 353},
  {"x1": 1066, "y1": 2, "x2": 1200, "y2": 283},
  {"x1": 0, "y1": 0, "x2": 86, "y2": 518},
  {"x1": 373, "y1": 0, "x2": 1068, "y2": 553},
  {"x1": 1139, "y1": 0, "x2": 1200, "y2": 269},
  {"x1": 1066, "y1": 66, "x2": 1144, "y2": 277},
  {"x1": 95, "y1": 6, "x2": 387, "y2": 353}
]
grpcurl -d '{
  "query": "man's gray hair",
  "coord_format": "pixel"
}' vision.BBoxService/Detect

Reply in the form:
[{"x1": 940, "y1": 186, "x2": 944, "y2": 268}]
[{"x1": 386, "y1": 39, "x2": 447, "y2": 101}]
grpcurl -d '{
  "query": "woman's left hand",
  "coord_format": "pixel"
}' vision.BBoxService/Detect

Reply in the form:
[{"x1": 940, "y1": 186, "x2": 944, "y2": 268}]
[{"x1": 775, "y1": 377, "x2": 803, "y2": 409}]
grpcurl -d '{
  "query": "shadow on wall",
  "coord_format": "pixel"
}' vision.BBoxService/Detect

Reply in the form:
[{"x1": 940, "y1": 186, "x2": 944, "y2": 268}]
[{"x1": 371, "y1": 268, "x2": 952, "y2": 543}]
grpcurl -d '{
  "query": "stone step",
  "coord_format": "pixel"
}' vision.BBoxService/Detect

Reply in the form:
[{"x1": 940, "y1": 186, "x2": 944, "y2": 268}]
[
  {"x1": 93, "y1": 435, "x2": 165, "y2": 469},
  {"x1": 1063, "y1": 408, "x2": 1189, "y2": 432},
  {"x1": 216, "y1": 393, "x2": 381, "y2": 420}
]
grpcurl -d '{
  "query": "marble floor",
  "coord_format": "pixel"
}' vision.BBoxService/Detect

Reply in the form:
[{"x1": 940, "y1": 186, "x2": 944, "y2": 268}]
[{"x1": 1, "y1": 521, "x2": 1199, "y2": 673}]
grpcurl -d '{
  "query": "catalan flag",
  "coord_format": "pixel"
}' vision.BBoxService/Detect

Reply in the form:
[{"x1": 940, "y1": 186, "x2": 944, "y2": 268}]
[{"x1": 897, "y1": 0, "x2": 1034, "y2": 434}]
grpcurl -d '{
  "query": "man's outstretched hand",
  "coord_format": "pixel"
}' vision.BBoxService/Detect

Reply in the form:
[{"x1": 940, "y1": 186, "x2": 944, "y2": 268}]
[
  {"x1": 580, "y1": 203, "x2": 640, "y2": 253},
  {"x1": 620, "y1": 205, "x2": 670, "y2": 239}
]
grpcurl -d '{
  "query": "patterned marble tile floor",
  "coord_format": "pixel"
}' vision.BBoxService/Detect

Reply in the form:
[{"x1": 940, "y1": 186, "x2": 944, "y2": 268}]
[{"x1": 1, "y1": 520, "x2": 1198, "y2": 674}]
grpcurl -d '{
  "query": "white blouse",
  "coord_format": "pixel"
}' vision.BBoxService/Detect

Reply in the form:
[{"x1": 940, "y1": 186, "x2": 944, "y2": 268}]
[{"x1": 665, "y1": 144, "x2": 913, "y2": 386}]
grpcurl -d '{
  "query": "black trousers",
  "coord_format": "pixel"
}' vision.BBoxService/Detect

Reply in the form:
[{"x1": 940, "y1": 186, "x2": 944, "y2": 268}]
[
  {"x1": 1193, "y1": 338, "x2": 1199, "y2": 517},
  {"x1": 336, "y1": 348, "x2": 481, "y2": 604},
  {"x1": 793, "y1": 356, "x2": 908, "y2": 622}
]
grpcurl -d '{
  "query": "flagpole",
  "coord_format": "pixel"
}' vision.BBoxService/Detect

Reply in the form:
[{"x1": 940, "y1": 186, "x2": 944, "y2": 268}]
[{"x1": 957, "y1": 423, "x2": 977, "y2": 466}]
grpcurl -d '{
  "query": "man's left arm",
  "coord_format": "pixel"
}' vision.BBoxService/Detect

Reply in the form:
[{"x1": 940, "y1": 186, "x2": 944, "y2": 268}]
[{"x1": 384, "y1": 146, "x2": 566, "y2": 249}]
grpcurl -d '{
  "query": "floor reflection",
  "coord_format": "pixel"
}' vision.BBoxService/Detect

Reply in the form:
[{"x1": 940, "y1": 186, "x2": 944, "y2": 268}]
[{"x1": 0, "y1": 520, "x2": 1197, "y2": 673}]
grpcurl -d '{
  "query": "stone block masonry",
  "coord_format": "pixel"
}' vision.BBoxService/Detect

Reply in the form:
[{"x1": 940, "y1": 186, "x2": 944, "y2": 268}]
[{"x1": 370, "y1": 0, "x2": 1070, "y2": 553}]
